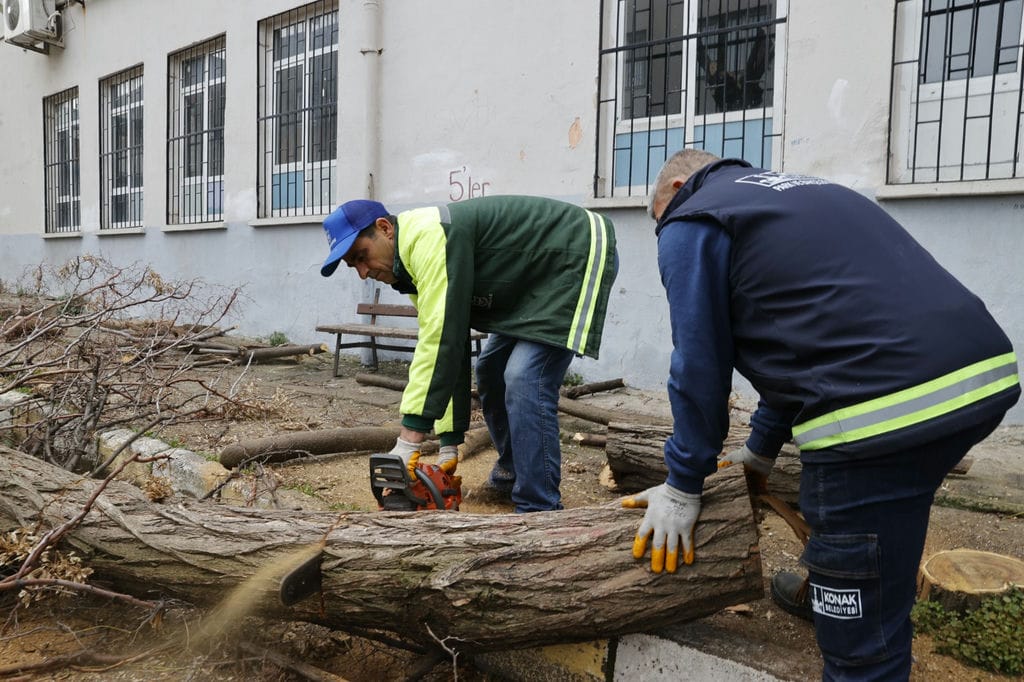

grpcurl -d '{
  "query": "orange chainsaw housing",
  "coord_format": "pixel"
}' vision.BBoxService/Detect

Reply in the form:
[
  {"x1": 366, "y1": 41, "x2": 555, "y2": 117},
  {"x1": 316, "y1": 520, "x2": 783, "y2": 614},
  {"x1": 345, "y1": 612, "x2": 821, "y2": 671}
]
[
  {"x1": 407, "y1": 463, "x2": 462, "y2": 511},
  {"x1": 370, "y1": 453, "x2": 462, "y2": 511}
]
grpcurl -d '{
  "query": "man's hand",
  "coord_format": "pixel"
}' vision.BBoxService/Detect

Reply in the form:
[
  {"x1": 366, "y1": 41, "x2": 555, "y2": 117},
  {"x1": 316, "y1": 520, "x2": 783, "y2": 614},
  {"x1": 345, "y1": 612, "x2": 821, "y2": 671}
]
[
  {"x1": 437, "y1": 444, "x2": 459, "y2": 474},
  {"x1": 621, "y1": 484, "x2": 701, "y2": 573},
  {"x1": 717, "y1": 444, "x2": 775, "y2": 494},
  {"x1": 389, "y1": 437, "x2": 420, "y2": 465}
]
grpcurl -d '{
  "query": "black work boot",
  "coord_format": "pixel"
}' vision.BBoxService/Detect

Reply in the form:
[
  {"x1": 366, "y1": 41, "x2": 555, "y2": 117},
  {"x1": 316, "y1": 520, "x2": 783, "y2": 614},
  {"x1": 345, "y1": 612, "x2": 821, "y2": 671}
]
[{"x1": 771, "y1": 571, "x2": 814, "y2": 622}]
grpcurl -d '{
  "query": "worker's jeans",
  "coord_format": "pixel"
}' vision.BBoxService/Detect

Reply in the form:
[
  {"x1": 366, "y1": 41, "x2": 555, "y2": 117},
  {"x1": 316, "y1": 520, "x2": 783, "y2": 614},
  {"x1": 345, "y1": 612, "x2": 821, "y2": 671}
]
[
  {"x1": 475, "y1": 334, "x2": 575, "y2": 513},
  {"x1": 799, "y1": 416, "x2": 1002, "y2": 681}
]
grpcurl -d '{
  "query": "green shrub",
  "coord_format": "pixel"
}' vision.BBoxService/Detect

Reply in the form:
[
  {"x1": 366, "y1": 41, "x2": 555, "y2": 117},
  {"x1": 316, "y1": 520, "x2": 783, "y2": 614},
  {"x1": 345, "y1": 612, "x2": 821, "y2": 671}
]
[
  {"x1": 912, "y1": 587, "x2": 1024, "y2": 676},
  {"x1": 562, "y1": 371, "x2": 584, "y2": 388},
  {"x1": 268, "y1": 331, "x2": 290, "y2": 347}
]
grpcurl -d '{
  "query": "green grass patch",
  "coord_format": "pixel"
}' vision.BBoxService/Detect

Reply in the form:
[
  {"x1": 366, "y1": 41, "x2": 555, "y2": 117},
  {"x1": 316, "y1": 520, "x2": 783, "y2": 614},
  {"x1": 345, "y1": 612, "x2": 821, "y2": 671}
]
[{"x1": 912, "y1": 587, "x2": 1024, "y2": 675}]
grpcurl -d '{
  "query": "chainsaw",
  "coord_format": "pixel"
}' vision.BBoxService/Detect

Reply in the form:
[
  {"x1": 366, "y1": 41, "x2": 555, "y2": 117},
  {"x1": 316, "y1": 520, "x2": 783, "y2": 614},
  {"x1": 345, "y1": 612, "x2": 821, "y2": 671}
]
[
  {"x1": 369, "y1": 451, "x2": 462, "y2": 511},
  {"x1": 279, "y1": 451, "x2": 461, "y2": 606}
]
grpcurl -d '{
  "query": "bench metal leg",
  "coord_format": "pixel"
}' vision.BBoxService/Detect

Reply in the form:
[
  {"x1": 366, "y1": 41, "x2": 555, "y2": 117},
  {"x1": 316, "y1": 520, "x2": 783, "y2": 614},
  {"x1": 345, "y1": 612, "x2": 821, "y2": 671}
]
[
  {"x1": 333, "y1": 334, "x2": 342, "y2": 377},
  {"x1": 369, "y1": 336, "x2": 379, "y2": 371}
]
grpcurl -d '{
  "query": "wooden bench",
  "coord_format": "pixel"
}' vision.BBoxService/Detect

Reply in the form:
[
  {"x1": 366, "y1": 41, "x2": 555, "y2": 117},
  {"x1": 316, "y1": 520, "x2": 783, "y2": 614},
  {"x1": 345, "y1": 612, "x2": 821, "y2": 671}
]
[{"x1": 317, "y1": 292, "x2": 488, "y2": 376}]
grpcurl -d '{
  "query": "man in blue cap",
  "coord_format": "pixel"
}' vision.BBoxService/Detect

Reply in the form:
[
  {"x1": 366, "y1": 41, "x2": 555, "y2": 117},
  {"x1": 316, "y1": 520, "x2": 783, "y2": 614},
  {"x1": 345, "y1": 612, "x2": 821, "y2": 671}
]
[{"x1": 320, "y1": 196, "x2": 617, "y2": 513}]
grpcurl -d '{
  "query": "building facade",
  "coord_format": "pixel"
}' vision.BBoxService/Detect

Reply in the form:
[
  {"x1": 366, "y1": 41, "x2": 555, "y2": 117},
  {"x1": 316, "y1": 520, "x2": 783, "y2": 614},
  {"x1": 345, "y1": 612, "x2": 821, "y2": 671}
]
[{"x1": 1, "y1": 0, "x2": 1022, "y2": 421}]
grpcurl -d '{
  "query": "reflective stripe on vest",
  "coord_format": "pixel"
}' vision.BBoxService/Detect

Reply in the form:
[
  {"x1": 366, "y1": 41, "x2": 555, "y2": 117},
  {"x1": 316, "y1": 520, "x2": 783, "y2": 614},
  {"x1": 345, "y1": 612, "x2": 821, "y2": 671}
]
[
  {"x1": 566, "y1": 210, "x2": 610, "y2": 354},
  {"x1": 792, "y1": 352, "x2": 1019, "y2": 451}
]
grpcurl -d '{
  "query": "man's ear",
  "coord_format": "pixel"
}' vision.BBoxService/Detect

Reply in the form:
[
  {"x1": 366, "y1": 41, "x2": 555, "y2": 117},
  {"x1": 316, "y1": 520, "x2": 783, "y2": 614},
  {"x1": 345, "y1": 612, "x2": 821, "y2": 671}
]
[
  {"x1": 671, "y1": 177, "x2": 687, "y2": 190},
  {"x1": 376, "y1": 216, "x2": 394, "y2": 240}
]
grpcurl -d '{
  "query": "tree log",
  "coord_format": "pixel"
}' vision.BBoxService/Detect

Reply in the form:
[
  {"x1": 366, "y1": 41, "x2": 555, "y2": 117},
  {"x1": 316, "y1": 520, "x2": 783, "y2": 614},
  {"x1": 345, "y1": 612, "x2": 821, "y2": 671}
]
[
  {"x1": 355, "y1": 372, "x2": 409, "y2": 392},
  {"x1": 458, "y1": 427, "x2": 493, "y2": 460},
  {"x1": 0, "y1": 446, "x2": 763, "y2": 653},
  {"x1": 236, "y1": 344, "x2": 329, "y2": 363},
  {"x1": 219, "y1": 427, "x2": 427, "y2": 468},
  {"x1": 573, "y1": 432, "x2": 608, "y2": 448},
  {"x1": 917, "y1": 549, "x2": 1024, "y2": 613},
  {"x1": 561, "y1": 378, "x2": 625, "y2": 399},
  {"x1": 605, "y1": 422, "x2": 801, "y2": 503}
]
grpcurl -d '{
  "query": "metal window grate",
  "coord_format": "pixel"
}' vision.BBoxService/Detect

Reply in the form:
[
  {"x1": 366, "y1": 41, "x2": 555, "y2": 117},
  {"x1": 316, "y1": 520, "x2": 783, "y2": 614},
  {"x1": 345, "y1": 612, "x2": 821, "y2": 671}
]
[
  {"x1": 596, "y1": 0, "x2": 785, "y2": 198},
  {"x1": 43, "y1": 87, "x2": 81, "y2": 234},
  {"x1": 257, "y1": 0, "x2": 339, "y2": 219},
  {"x1": 889, "y1": 0, "x2": 1024, "y2": 183},
  {"x1": 99, "y1": 65, "x2": 145, "y2": 229},
  {"x1": 167, "y1": 36, "x2": 226, "y2": 225}
]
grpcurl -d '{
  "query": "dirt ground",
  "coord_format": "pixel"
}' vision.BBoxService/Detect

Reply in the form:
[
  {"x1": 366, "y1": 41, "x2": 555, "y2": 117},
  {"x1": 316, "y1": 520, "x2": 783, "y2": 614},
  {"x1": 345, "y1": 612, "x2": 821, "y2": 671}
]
[{"x1": 3, "y1": 350, "x2": 1024, "y2": 681}]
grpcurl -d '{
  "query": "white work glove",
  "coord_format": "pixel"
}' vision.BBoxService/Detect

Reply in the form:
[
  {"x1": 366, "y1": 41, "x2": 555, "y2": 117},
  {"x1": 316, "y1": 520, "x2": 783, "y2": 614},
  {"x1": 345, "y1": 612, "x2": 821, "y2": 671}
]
[
  {"x1": 437, "y1": 444, "x2": 459, "y2": 474},
  {"x1": 621, "y1": 484, "x2": 701, "y2": 573},
  {"x1": 389, "y1": 437, "x2": 420, "y2": 465},
  {"x1": 717, "y1": 444, "x2": 775, "y2": 493}
]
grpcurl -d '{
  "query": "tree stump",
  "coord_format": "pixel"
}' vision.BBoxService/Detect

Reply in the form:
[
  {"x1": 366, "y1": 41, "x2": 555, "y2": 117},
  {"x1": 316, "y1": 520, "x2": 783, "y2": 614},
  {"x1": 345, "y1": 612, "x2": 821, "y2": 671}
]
[{"x1": 918, "y1": 549, "x2": 1024, "y2": 613}]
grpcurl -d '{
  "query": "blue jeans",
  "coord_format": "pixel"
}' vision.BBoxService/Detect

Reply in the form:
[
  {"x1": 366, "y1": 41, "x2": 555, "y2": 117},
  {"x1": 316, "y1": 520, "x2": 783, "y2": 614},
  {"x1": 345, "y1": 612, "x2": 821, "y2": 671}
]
[
  {"x1": 799, "y1": 416, "x2": 1002, "y2": 681},
  {"x1": 475, "y1": 334, "x2": 575, "y2": 513}
]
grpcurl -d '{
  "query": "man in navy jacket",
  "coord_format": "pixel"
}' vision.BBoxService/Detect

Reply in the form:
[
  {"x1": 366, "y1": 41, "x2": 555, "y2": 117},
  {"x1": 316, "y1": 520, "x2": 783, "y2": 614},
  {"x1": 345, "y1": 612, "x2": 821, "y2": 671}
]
[{"x1": 625, "y1": 149, "x2": 1020, "y2": 680}]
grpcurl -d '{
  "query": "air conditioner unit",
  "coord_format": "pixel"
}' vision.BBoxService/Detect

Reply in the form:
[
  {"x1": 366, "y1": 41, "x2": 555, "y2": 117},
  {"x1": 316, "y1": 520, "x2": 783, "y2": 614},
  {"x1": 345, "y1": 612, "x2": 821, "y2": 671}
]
[{"x1": 3, "y1": 0, "x2": 60, "y2": 48}]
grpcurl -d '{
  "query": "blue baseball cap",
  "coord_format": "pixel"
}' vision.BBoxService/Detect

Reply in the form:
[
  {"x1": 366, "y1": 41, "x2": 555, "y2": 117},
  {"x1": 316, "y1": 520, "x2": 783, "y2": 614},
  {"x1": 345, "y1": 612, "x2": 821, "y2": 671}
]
[{"x1": 320, "y1": 200, "x2": 389, "y2": 277}]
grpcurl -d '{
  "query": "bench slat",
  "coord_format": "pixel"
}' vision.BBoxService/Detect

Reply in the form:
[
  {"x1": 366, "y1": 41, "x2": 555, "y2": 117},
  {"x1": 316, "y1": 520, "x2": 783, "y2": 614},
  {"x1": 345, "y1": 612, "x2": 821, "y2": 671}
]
[
  {"x1": 356, "y1": 303, "x2": 418, "y2": 317},
  {"x1": 316, "y1": 324, "x2": 420, "y2": 339}
]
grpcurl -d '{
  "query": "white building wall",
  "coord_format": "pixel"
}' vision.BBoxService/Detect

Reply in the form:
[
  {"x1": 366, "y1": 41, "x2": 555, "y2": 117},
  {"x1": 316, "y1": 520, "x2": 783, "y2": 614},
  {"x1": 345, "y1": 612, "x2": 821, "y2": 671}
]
[{"x1": 0, "y1": 0, "x2": 1021, "y2": 423}]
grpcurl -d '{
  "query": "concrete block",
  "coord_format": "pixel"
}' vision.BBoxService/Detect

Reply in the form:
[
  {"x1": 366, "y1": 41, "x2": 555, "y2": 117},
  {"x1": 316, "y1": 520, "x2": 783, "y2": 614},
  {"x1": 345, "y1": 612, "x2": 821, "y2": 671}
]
[
  {"x1": 152, "y1": 449, "x2": 230, "y2": 499},
  {"x1": 96, "y1": 428, "x2": 153, "y2": 485},
  {"x1": 613, "y1": 633, "x2": 784, "y2": 681}
]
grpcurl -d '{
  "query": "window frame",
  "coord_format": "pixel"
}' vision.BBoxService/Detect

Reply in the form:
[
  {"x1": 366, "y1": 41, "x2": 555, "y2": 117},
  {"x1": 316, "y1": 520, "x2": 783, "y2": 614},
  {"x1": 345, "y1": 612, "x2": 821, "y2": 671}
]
[
  {"x1": 99, "y1": 65, "x2": 145, "y2": 230},
  {"x1": 167, "y1": 35, "x2": 227, "y2": 225},
  {"x1": 887, "y1": 0, "x2": 1024, "y2": 186},
  {"x1": 596, "y1": 0, "x2": 787, "y2": 199},
  {"x1": 43, "y1": 87, "x2": 81, "y2": 234},
  {"x1": 257, "y1": 0, "x2": 339, "y2": 219}
]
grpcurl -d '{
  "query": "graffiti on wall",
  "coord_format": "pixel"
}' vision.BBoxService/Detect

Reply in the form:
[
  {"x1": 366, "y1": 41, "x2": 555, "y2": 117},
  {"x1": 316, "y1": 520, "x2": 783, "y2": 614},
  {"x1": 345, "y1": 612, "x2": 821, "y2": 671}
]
[{"x1": 449, "y1": 167, "x2": 491, "y2": 202}]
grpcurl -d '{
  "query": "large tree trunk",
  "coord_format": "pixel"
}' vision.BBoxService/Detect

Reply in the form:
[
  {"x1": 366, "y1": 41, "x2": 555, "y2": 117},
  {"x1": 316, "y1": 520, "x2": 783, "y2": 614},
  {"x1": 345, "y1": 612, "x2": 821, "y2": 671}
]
[
  {"x1": 605, "y1": 422, "x2": 802, "y2": 502},
  {"x1": 0, "y1": 446, "x2": 763, "y2": 654}
]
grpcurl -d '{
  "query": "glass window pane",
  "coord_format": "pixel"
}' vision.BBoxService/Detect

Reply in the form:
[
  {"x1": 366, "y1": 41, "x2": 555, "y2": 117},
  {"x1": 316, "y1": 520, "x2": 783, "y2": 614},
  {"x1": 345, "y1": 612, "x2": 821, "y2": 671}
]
[
  {"x1": 182, "y1": 55, "x2": 204, "y2": 87},
  {"x1": 697, "y1": 0, "x2": 775, "y2": 115},
  {"x1": 275, "y1": 64, "x2": 303, "y2": 164},
  {"x1": 209, "y1": 82, "x2": 225, "y2": 176},
  {"x1": 312, "y1": 11, "x2": 338, "y2": 51},
  {"x1": 274, "y1": 22, "x2": 305, "y2": 60},
  {"x1": 309, "y1": 53, "x2": 337, "y2": 161}
]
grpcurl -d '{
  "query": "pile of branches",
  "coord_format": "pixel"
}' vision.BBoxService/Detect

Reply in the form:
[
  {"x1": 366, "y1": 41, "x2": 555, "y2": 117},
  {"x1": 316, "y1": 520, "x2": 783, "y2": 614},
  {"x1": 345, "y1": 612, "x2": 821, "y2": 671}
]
[{"x1": 0, "y1": 255, "x2": 281, "y2": 473}]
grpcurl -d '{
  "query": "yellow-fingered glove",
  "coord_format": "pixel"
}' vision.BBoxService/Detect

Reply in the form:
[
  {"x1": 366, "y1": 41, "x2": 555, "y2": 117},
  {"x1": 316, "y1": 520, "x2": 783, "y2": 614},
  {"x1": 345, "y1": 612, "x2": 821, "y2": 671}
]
[
  {"x1": 437, "y1": 444, "x2": 459, "y2": 475},
  {"x1": 622, "y1": 484, "x2": 701, "y2": 573},
  {"x1": 717, "y1": 444, "x2": 775, "y2": 494}
]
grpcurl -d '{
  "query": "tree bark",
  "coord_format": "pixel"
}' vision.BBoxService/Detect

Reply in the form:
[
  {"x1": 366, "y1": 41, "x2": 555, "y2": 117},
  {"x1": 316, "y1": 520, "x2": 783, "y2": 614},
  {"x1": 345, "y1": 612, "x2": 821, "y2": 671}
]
[
  {"x1": 917, "y1": 549, "x2": 1024, "y2": 613},
  {"x1": 0, "y1": 446, "x2": 764, "y2": 654}
]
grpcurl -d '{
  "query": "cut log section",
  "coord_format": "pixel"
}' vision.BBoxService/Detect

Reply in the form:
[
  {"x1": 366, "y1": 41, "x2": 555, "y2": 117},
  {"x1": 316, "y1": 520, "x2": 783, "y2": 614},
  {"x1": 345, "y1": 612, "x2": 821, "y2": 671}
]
[
  {"x1": 917, "y1": 549, "x2": 1024, "y2": 613},
  {"x1": 0, "y1": 446, "x2": 763, "y2": 654},
  {"x1": 219, "y1": 427, "x2": 434, "y2": 468},
  {"x1": 561, "y1": 378, "x2": 625, "y2": 399},
  {"x1": 604, "y1": 421, "x2": 801, "y2": 502}
]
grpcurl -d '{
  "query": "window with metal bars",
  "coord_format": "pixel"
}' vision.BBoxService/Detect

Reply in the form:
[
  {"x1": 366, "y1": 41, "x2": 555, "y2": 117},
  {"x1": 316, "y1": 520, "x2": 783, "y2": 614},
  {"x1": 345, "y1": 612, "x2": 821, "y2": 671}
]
[
  {"x1": 167, "y1": 36, "x2": 226, "y2": 224},
  {"x1": 889, "y1": 0, "x2": 1024, "y2": 184},
  {"x1": 43, "y1": 87, "x2": 80, "y2": 234},
  {"x1": 257, "y1": 0, "x2": 338, "y2": 218},
  {"x1": 100, "y1": 65, "x2": 144, "y2": 229},
  {"x1": 596, "y1": 0, "x2": 785, "y2": 198}
]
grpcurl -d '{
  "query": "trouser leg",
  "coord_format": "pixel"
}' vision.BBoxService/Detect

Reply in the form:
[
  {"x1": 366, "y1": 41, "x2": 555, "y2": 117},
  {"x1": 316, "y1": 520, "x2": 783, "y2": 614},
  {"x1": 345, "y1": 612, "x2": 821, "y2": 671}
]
[
  {"x1": 502, "y1": 339, "x2": 575, "y2": 512},
  {"x1": 474, "y1": 334, "x2": 516, "y2": 490},
  {"x1": 800, "y1": 417, "x2": 1002, "y2": 681}
]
